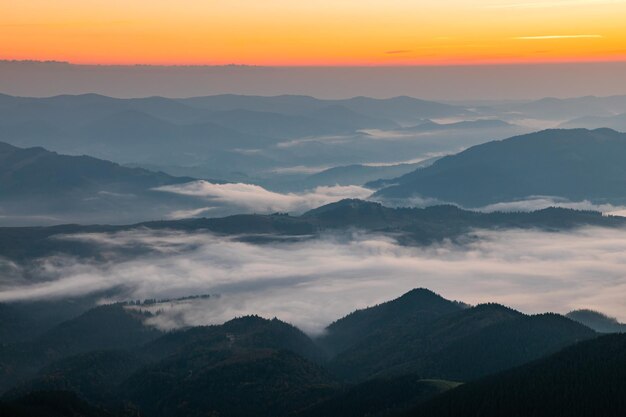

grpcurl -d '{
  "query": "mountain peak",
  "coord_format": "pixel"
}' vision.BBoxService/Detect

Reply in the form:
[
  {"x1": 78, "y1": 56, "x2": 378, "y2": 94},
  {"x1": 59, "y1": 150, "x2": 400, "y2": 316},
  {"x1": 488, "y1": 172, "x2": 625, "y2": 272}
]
[
  {"x1": 394, "y1": 288, "x2": 454, "y2": 307},
  {"x1": 318, "y1": 288, "x2": 462, "y2": 356}
]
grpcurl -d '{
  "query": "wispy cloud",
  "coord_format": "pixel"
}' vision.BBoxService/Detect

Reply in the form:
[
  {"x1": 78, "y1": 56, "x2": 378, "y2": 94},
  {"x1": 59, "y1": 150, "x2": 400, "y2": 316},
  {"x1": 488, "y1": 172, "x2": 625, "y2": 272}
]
[
  {"x1": 475, "y1": 196, "x2": 626, "y2": 216},
  {"x1": 270, "y1": 165, "x2": 330, "y2": 175},
  {"x1": 362, "y1": 153, "x2": 445, "y2": 167},
  {"x1": 154, "y1": 181, "x2": 372, "y2": 215},
  {"x1": 385, "y1": 50, "x2": 412, "y2": 55},
  {"x1": 167, "y1": 207, "x2": 216, "y2": 220},
  {"x1": 276, "y1": 134, "x2": 356, "y2": 149},
  {"x1": 513, "y1": 35, "x2": 604, "y2": 40},
  {"x1": 379, "y1": 195, "x2": 626, "y2": 217}
]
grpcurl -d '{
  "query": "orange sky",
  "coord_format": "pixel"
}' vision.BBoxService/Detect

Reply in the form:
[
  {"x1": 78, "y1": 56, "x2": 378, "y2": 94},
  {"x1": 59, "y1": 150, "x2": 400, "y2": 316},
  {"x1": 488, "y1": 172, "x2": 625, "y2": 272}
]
[{"x1": 2, "y1": 0, "x2": 626, "y2": 66}]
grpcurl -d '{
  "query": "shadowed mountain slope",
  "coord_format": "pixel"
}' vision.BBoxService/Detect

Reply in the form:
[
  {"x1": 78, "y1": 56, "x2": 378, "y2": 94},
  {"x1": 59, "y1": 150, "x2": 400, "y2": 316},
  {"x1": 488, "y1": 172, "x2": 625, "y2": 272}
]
[
  {"x1": 374, "y1": 128, "x2": 626, "y2": 207},
  {"x1": 566, "y1": 309, "x2": 626, "y2": 333},
  {"x1": 408, "y1": 333, "x2": 626, "y2": 417}
]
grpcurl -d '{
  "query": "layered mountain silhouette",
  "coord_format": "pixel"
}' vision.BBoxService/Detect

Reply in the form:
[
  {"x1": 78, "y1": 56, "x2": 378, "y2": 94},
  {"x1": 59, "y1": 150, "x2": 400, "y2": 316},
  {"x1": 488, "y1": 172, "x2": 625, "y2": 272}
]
[
  {"x1": 400, "y1": 119, "x2": 512, "y2": 133},
  {"x1": 491, "y1": 95, "x2": 626, "y2": 120},
  {"x1": 178, "y1": 94, "x2": 468, "y2": 123},
  {"x1": 0, "y1": 92, "x2": 533, "y2": 189},
  {"x1": 2, "y1": 90, "x2": 626, "y2": 417},
  {"x1": 0, "y1": 289, "x2": 604, "y2": 417},
  {"x1": 0, "y1": 141, "x2": 206, "y2": 225},
  {"x1": 373, "y1": 128, "x2": 626, "y2": 206},
  {"x1": 0, "y1": 92, "x2": 526, "y2": 198},
  {"x1": 0, "y1": 93, "x2": 461, "y2": 158},
  {"x1": 561, "y1": 113, "x2": 626, "y2": 132}
]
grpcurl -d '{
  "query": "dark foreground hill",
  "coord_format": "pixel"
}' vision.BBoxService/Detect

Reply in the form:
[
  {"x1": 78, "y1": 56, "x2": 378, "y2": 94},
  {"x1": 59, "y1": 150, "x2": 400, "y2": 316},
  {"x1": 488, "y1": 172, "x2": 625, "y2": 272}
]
[
  {"x1": 373, "y1": 128, "x2": 626, "y2": 207},
  {"x1": 407, "y1": 333, "x2": 626, "y2": 417},
  {"x1": 0, "y1": 304, "x2": 162, "y2": 392},
  {"x1": 0, "y1": 391, "x2": 118, "y2": 417},
  {"x1": 298, "y1": 376, "x2": 460, "y2": 417},
  {"x1": 317, "y1": 289, "x2": 463, "y2": 356},
  {"x1": 1, "y1": 314, "x2": 337, "y2": 417},
  {"x1": 318, "y1": 289, "x2": 594, "y2": 382},
  {"x1": 0, "y1": 289, "x2": 603, "y2": 417}
]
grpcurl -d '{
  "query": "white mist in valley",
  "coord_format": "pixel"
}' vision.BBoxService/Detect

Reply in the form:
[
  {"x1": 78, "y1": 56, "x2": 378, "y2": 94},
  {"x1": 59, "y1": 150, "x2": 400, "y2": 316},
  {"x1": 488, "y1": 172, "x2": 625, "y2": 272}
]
[
  {"x1": 155, "y1": 181, "x2": 372, "y2": 218},
  {"x1": 1, "y1": 227, "x2": 626, "y2": 334}
]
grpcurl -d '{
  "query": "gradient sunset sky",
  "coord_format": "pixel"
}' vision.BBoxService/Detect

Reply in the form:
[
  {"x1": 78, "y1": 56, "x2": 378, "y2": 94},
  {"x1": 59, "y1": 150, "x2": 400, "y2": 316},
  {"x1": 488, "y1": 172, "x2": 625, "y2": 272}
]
[{"x1": 2, "y1": 0, "x2": 626, "y2": 66}]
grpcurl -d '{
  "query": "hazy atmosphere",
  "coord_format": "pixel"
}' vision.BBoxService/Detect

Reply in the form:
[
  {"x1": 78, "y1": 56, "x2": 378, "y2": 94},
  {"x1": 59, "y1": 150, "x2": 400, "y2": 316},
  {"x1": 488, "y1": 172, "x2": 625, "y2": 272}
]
[
  {"x1": 2, "y1": 1, "x2": 626, "y2": 416},
  {"x1": 2, "y1": 61, "x2": 626, "y2": 99},
  {"x1": 2, "y1": 227, "x2": 626, "y2": 335}
]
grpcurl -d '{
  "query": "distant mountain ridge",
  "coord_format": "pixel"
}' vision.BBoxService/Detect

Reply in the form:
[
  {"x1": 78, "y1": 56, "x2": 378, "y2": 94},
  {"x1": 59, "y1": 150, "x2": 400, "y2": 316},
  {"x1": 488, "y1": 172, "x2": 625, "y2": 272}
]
[
  {"x1": 178, "y1": 94, "x2": 470, "y2": 123},
  {"x1": 373, "y1": 128, "x2": 626, "y2": 207},
  {"x1": 560, "y1": 113, "x2": 626, "y2": 132},
  {"x1": 3, "y1": 198, "x2": 625, "y2": 262},
  {"x1": 0, "y1": 141, "x2": 191, "y2": 196},
  {"x1": 0, "y1": 92, "x2": 490, "y2": 188},
  {"x1": 302, "y1": 162, "x2": 432, "y2": 188},
  {"x1": 0, "y1": 141, "x2": 209, "y2": 225},
  {"x1": 0, "y1": 93, "x2": 463, "y2": 153},
  {"x1": 493, "y1": 95, "x2": 626, "y2": 120},
  {"x1": 400, "y1": 119, "x2": 512, "y2": 133},
  {"x1": 566, "y1": 309, "x2": 626, "y2": 333}
]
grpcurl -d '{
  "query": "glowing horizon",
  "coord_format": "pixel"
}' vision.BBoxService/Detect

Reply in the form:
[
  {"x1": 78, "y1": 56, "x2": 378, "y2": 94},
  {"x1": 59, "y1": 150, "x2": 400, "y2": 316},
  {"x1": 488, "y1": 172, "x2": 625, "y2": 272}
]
[{"x1": 2, "y1": 0, "x2": 626, "y2": 66}]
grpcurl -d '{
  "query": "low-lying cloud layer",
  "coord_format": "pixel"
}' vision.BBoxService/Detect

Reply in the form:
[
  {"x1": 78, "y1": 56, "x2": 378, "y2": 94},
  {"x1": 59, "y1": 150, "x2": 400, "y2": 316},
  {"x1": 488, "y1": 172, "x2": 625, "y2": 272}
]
[
  {"x1": 155, "y1": 180, "x2": 626, "y2": 224},
  {"x1": 155, "y1": 181, "x2": 372, "y2": 218},
  {"x1": 378, "y1": 194, "x2": 626, "y2": 217},
  {"x1": 477, "y1": 196, "x2": 626, "y2": 216},
  {"x1": 1, "y1": 226, "x2": 626, "y2": 334}
]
